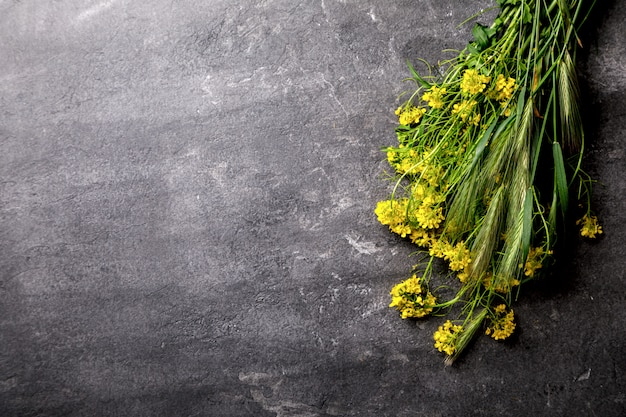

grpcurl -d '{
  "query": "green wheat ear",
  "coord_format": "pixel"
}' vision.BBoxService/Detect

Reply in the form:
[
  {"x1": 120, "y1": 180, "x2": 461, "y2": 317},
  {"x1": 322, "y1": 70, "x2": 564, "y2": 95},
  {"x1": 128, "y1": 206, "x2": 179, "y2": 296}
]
[{"x1": 558, "y1": 50, "x2": 583, "y2": 152}]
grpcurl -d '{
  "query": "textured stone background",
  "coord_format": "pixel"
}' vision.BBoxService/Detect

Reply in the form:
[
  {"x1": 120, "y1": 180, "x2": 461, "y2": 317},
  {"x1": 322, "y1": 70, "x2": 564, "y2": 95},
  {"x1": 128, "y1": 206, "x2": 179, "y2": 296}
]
[{"x1": 1, "y1": 0, "x2": 624, "y2": 416}]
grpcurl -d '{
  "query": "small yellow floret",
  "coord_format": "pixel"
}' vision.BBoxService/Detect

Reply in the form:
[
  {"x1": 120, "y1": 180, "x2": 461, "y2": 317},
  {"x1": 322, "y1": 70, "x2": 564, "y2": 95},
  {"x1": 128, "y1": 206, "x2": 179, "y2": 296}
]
[
  {"x1": 390, "y1": 223, "x2": 412, "y2": 238},
  {"x1": 415, "y1": 199, "x2": 445, "y2": 230},
  {"x1": 375, "y1": 199, "x2": 412, "y2": 237},
  {"x1": 523, "y1": 246, "x2": 552, "y2": 277},
  {"x1": 389, "y1": 274, "x2": 437, "y2": 319},
  {"x1": 429, "y1": 238, "x2": 451, "y2": 259},
  {"x1": 452, "y1": 100, "x2": 481, "y2": 125},
  {"x1": 501, "y1": 101, "x2": 513, "y2": 117},
  {"x1": 409, "y1": 228, "x2": 433, "y2": 248},
  {"x1": 396, "y1": 105, "x2": 427, "y2": 125},
  {"x1": 443, "y1": 241, "x2": 472, "y2": 272},
  {"x1": 485, "y1": 304, "x2": 516, "y2": 340},
  {"x1": 576, "y1": 214, "x2": 603, "y2": 238},
  {"x1": 433, "y1": 320, "x2": 463, "y2": 356},
  {"x1": 460, "y1": 69, "x2": 491, "y2": 95},
  {"x1": 493, "y1": 74, "x2": 516, "y2": 101},
  {"x1": 422, "y1": 85, "x2": 447, "y2": 109}
]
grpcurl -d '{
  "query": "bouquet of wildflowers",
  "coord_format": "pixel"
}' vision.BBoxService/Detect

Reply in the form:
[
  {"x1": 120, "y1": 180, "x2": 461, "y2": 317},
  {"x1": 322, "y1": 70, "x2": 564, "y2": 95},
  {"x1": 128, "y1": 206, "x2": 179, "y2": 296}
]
[{"x1": 377, "y1": 0, "x2": 600, "y2": 364}]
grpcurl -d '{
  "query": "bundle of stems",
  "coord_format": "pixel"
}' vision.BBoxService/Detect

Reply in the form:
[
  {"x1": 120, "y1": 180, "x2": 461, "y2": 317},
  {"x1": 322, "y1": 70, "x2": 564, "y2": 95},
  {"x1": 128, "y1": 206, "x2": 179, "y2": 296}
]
[{"x1": 377, "y1": 0, "x2": 601, "y2": 364}]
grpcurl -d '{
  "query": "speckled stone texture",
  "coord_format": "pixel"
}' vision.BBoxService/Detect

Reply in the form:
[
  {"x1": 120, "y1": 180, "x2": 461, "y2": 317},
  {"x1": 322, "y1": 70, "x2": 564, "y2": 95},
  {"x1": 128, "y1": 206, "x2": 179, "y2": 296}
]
[{"x1": 1, "y1": 1, "x2": 624, "y2": 416}]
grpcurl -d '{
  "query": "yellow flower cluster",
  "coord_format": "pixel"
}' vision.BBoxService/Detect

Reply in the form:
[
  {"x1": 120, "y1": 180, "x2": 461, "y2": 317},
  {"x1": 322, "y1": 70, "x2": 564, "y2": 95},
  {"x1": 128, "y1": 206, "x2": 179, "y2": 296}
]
[
  {"x1": 389, "y1": 274, "x2": 437, "y2": 319},
  {"x1": 452, "y1": 99, "x2": 481, "y2": 126},
  {"x1": 457, "y1": 271, "x2": 470, "y2": 283},
  {"x1": 493, "y1": 74, "x2": 516, "y2": 102},
  {"x1": 422, "y1": 85, "x2": 447, "y2": 109},
  {"x1": 416, "y1": 160, "x2": 445, "y2": 187},
  {"x1": 577, "y1": 214, "x2": 603, "y2": 238},
  {"x1": 446, "y1": 242, "x2": 472, "y2": 272},
  {"x1": 433, "y1": 320, "x2": 464, "y2": 356},
  {"x1": 485, "y1": 304, "x2": 516, "y2": 340},
  {"x1": 409, "y1": 228, "x2": 434, "y2": 247},
  {"x1": 414, "y1": 195, "x2": 445, "y2": 229},
  {"x1": 375, "y1": 199, "x2": 411, "y2": 237},
  {"x1": 395, "y1": 105, "x2": 427, "y2": 125},
  {"x1": 375, "y1": 187, "x2": 447, "y2": 239},
  {"x1": 376, "y1": 185, "x2": 473, "y2": 282},
  {"x1": 460, "y1": 69, "x2": 491, "y2": 95},
  {"x1": 428, "y1": 239, "x2": 472, "y2": 276},
  {"x1": 523, "y1": 246, "x2": 552, "y2": 277},
  {"x1": 490, "y1": 74, "x2": 517, "y2": 116},
  {"x1": 386, "y1": 145, "x2": 419, "y2": 175},
  {"x1": 385, "y1": 147, "x2": 446, "y2": 183}
]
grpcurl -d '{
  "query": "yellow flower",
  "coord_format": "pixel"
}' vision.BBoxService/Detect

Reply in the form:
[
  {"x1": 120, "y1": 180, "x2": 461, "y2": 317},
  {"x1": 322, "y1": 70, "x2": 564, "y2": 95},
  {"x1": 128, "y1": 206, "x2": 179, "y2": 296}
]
[
  {"x1": 386, "y1": 148, "x2": 397, "y2": 165},
  {"x1": 500, "y1": 101, "x2": 514, "y2": 117},
  {"x1": 415, "y1": 197, "x2": 445, "y2": 230},
  {"x1": 429, "y1": 238, "x2": 451, "y2": 259},
  {"x1": 460, "y1": 69, "x2": 491, "y2": 95},
  {"x1": 386, "y1": 145, "x2": 421, "y2": 175},
  {"x1": 388, "y1": 149, "x2": 445, "y2": 179},
  {"x1": 409, "y1": 183, "x2": 445, "y2": 225},
  {"x1": 409, "y1": 228, "x2": 434, "y2": 248},
  {"x1": 576, "y1": 214, "x2": 603, "y2": 238},
  {"x1": 375, "y1": 199, "x2": 406, "y2": 226},
  {"x1": 375, "y1": 199, "x2": 413, "y2": 238},
  {"x1": 457, "y1": 271, "x2": 469, "y2": 283},
  {"x1": 433, "y1": 320, "x2": 464, "y2": 356},
  {"x1": 421, "y1": 162, "x2": 445, "y2": 187},
  {"x1": 389, "y1": 274, "x2": 437, "y2": 319},
  {"x1": 523, "y1": 246, "x2": 552, "y2": 277},
  {"x1": 390, "y1": 223, "x2": 412, "y2": 238},
  {"x1": 422, "y1": 85, "x2": 447, "y2": 109},
  {"x1": 452, "y1": 100, "x2": 481, "y2": 125},
  {"x1": 492, "y1": 74, "x2": 516, "y2": 101},
  {"x1": 396, "y1": 105, "x2": 427, "y2": 125},
  {"x1": 411, "y1": 183, "x2": 428, "y2": 199},
  {"x1": 485, "y1": 304, "x2": 516, "y2": 340},
  {"x1": 484, "y1": 74, "x2": 517, "y2": 117},
  {"x1": 443, "y1": 241, "x2": 472, "y2": 272},
  {"x1": 452, "y1": 100, "x2": 476, "y2": 115}
]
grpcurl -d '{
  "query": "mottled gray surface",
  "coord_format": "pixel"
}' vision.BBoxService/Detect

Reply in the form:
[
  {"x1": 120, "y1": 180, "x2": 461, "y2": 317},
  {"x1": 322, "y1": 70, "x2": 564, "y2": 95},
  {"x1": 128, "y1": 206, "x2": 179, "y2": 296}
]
[{"x1": 1, "y1": 0, "x2": 624, "y2": 416}]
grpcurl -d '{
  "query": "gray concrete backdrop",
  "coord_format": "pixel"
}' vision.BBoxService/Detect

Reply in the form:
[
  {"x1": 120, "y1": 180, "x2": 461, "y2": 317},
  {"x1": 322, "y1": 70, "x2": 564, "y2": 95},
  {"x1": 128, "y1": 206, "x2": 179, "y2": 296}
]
[{"x1": 1, "y1": 0, "x2": 624, "y2": 416}]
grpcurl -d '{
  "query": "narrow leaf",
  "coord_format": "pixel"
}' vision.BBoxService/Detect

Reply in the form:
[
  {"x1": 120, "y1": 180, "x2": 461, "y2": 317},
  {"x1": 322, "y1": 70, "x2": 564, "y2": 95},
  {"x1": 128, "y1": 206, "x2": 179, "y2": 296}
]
[
  {"x1": 406, "y1": 60, "x2": 432, "y2": 89},
  {"x1": 552, "y1": 141, "x2": 569, "y2": 218},
  {"x1": 521, "y1": 187, "x2": 533, "y2": 260},
  {"x1": 470, "y1": 118, "x2": 499, "y2": 168}
]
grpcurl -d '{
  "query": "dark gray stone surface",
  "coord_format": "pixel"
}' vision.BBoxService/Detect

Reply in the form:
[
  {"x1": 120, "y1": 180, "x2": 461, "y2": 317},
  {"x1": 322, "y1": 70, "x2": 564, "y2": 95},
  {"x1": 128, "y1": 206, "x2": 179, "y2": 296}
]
[{"x1": 1, "y1": 1, "x2": 624, "y2": 416}]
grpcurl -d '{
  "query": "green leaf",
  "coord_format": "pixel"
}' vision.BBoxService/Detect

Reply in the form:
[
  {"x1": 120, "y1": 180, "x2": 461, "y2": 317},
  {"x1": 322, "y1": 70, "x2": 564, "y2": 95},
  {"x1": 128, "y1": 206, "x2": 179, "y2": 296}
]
[
  {"x1": 521, "y1": 187, "x2": 533, "y2": 260},
  {"x1": 472, "y1": 23, "x2": 493, "y2": 51},
  {"x1": 552, "y1": 142, "x2": 569, "y2": 218},
  {"x1": 406, "y1": 60, "x2": 431, "y2": 89},
  {"x1": 467, "y1": 44, "x2": 480, "y2": 56},
  {"x1": 470, "y1": 118, "x2": 499, "y2": 169},
  {"x1": 522, "y1": 3, "x2": 532, "y2": 24}
]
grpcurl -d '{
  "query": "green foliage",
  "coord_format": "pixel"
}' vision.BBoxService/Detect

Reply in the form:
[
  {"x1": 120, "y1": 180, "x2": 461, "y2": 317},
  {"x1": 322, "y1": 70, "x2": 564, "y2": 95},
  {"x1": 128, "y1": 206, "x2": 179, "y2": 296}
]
[{"x1": 377, "y1": 0, "x2": 600, "y2": 364}]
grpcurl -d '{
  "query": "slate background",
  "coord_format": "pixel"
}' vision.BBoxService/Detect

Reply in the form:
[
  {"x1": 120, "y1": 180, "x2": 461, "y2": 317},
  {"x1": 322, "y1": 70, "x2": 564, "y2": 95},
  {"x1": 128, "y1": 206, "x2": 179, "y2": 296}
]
[{"x1": 1, "y1": 1, "x2": 624, "y2": 416}]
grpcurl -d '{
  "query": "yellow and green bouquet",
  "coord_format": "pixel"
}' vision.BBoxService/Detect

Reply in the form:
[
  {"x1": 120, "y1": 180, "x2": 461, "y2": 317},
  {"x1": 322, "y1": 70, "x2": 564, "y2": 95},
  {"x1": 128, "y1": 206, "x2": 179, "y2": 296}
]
[{"x1": 377, "y1": 0, "x2": 600, "y2": 364}]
